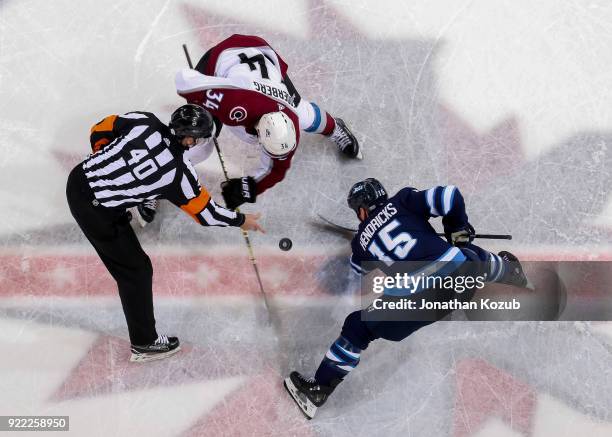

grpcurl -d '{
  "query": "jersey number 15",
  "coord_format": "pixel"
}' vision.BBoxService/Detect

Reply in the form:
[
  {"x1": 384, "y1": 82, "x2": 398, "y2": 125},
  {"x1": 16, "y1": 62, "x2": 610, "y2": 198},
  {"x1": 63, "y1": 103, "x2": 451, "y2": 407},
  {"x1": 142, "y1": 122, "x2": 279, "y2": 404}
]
[{"x1": 368, "y1": 219, "x2": 417, "y2": 264}]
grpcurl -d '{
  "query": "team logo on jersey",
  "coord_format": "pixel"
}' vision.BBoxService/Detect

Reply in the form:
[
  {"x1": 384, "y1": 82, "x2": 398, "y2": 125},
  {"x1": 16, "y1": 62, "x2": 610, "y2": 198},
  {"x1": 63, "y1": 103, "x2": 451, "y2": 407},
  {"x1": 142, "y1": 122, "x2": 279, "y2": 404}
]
[{"x1": 229, "y1": 106, "x2": 247, "y2": 122}]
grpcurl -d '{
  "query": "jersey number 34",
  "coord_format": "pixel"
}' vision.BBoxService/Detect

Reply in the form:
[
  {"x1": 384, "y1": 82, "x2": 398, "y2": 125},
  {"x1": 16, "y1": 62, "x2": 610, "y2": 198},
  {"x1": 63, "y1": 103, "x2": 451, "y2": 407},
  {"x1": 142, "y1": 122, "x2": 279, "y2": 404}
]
[
  {"x1": 368, "y1": 219, "x2": 417, "y2": 263},
  {"x1": 203, "y1": 89, "x2": 224, "y2": 111}
]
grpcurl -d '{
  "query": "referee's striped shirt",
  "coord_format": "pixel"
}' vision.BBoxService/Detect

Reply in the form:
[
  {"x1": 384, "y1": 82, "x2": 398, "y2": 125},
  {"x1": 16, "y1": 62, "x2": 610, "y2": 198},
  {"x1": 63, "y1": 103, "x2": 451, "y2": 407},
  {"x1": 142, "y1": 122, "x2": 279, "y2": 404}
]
[{"x1": 83, "y1": 111, "x2": 244, "y2": 227}]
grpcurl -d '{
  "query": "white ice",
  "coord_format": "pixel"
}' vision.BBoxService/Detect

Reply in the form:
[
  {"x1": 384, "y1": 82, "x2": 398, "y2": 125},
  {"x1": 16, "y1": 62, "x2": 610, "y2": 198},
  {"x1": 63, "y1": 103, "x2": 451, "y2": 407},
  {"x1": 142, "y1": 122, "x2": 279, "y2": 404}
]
[{"x1": 0, "y1": 1, "x2": 611, "y2": 436}]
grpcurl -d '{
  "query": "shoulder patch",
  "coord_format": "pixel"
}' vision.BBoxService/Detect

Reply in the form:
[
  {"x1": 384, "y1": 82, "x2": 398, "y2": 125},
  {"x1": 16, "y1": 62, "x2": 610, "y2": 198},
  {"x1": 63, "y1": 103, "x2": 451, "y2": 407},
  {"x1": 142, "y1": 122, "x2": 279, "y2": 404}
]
[{"x1": 229, "y1": 106, "x2": 247, "y2": 122}]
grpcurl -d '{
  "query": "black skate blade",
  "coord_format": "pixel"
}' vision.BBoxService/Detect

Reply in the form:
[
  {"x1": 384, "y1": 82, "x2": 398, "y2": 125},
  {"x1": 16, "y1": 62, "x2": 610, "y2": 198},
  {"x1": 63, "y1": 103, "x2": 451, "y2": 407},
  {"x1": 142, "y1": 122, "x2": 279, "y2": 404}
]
[
  {"x1": 283, "y1": 377, "x2": 317, "y2": 420},
  {"x1": 130, "y1": 345, "x2": 181, "y2": 363}
]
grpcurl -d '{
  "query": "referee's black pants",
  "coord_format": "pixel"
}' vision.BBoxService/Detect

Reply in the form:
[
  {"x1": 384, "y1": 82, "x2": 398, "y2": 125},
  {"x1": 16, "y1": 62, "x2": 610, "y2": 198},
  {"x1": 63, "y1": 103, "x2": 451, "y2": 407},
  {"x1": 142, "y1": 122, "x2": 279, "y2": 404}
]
[{"x1": 66, "y1": 165, "x2": 157, "y2": 345}]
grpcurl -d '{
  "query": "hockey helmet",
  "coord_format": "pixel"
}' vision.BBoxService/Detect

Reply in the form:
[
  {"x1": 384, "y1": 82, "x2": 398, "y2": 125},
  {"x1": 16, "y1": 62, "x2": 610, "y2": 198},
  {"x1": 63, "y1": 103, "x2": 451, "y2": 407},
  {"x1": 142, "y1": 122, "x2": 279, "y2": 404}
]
[
  {"x1": 347, "y1": 178, "x2": 388, "y2": 213},
  {"x1": 170, "y1": 104, "x2": 214, "y2": 139},
  {"x1": 255, "y1": 112, "x2": 297, "y2": 158}
]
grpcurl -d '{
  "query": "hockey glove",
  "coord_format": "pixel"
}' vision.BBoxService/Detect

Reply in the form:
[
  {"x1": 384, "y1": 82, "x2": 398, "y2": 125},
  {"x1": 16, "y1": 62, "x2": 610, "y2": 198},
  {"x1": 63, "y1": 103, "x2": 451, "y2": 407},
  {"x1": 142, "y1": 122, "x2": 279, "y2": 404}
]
[
  {"x1": 446, "y1": 223, "x2": 475, "y2": 247},
  {"x1": 221, "y1": 177, "x2": 257, "y2": 210}
]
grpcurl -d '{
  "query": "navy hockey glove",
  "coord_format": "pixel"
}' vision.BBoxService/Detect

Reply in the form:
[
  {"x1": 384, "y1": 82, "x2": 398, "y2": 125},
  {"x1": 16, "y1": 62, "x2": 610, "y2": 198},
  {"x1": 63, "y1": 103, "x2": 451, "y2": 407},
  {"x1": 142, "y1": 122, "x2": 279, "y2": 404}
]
[
  {"x1": 221, "y1": 177, "x2": 257, "y2": 210},
  {"x1": 446, "y1": 223, "x2": 475, "y2": 247}
]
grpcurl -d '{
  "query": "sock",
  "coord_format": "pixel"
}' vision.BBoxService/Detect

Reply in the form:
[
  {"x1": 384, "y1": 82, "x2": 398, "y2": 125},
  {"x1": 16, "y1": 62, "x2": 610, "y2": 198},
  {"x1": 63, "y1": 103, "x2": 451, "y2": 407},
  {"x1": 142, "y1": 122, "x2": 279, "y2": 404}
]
[
  {"x1": 487, "y1": 252, "x2": 506, "y2": 282},
  {"x1": 314, "y1": 336, "x2": 362, "y2": 387},
  {"x1": 299, "y1": 101, "x2": 336, "y2": 135}
]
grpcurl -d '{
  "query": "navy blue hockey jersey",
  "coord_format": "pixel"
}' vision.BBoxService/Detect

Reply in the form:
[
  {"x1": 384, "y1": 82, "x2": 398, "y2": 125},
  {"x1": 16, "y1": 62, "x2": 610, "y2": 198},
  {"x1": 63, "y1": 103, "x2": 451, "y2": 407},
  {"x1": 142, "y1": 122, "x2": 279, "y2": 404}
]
[{"x1": 349, "y1": 185, "x2": 469, "y2": 276}]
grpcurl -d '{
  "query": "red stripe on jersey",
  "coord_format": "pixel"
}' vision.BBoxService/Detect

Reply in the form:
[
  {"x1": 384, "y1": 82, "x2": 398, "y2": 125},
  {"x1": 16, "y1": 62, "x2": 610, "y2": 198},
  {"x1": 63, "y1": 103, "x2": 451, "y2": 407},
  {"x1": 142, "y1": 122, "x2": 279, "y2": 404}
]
[{"x1": 182, "y1": 88, "x2": 300, "y2": 136}]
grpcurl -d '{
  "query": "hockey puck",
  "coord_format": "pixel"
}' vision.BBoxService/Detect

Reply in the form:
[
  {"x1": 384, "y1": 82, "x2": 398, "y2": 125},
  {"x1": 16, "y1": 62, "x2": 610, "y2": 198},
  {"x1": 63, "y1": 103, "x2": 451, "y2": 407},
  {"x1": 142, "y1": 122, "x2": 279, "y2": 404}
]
[{"x1": 279, "y1": 238, "x2": 293, "y2": 251}]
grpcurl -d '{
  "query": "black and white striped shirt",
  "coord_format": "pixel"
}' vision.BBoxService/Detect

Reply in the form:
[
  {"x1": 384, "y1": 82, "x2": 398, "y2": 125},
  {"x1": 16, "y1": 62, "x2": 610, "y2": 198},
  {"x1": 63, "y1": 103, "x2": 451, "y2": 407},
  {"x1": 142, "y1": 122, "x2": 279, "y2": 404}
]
[{"x1": 83, "y1": 111, "x2": 244, "y2": 227}]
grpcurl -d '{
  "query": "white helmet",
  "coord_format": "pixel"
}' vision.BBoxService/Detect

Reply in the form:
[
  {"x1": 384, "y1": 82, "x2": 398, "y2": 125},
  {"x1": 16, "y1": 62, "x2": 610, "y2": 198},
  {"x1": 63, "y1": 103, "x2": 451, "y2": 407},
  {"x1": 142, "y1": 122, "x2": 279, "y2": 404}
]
[{"x1": 255, "y1": 112, "x2": 297, "y2": 158}]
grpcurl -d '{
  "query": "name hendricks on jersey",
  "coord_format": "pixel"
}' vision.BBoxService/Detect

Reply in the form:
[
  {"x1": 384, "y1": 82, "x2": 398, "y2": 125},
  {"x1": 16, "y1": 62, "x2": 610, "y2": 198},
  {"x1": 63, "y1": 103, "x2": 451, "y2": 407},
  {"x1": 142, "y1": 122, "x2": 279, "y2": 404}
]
[{"x1": 359, "y1": 204, "x2": 398, "y2": 250}]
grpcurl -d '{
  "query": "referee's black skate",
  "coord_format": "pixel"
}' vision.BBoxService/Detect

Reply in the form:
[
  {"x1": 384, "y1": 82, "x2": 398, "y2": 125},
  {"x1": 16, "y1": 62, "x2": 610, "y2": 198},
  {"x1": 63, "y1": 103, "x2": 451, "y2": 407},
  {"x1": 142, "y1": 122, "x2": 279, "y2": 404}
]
[
  {"x1": 330, "y1": 118, "x2": 362, "y2": 159},
  {"x1": 130, "y1": 334, "x2": 180, "y2": 363},
  {"x1": 284, "y1": 371, "x2": 337, "y2": 419}
]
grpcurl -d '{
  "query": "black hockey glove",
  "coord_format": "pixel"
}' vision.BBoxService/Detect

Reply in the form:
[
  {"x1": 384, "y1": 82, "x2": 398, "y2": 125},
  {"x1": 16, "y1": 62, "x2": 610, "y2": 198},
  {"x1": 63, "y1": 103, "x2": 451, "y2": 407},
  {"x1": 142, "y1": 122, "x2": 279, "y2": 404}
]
[
  {"x1": 445, "y1": 223, "x2": 475, "y2": 247},
  {"x1": 221, "y1": 177, "x2": 257, "y2": 210}
]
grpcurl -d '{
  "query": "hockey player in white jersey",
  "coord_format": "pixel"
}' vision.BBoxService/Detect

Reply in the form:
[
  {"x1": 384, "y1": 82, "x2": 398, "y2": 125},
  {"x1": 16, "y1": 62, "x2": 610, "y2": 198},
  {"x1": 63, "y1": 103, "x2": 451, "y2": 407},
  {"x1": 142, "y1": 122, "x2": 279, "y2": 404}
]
[{"x1": 176, "y1": 34, "x2": 361, "y2": 210}]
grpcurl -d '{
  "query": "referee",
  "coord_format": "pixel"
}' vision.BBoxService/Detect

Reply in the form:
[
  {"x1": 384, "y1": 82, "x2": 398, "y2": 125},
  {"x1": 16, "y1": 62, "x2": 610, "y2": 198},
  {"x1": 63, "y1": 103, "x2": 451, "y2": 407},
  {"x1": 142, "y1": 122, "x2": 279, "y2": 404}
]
[{"x1": 66, "y1": 104, "x2": 263, "y2": 362}]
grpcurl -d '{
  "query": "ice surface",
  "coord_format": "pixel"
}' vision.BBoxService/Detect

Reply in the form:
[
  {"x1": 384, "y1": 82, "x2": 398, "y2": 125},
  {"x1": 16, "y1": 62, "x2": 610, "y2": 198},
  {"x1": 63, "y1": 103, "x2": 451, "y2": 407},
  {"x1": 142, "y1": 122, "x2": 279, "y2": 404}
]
[{"x1": 0, "y1": 0, "x2": 611, "y2": 436}]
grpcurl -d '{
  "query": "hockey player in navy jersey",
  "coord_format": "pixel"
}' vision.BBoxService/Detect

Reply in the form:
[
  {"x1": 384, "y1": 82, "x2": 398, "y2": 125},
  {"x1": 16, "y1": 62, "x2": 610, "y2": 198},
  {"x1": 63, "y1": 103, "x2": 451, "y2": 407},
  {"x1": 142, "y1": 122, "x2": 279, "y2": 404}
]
[{"x1": 284, "y1": 178, "x2": 529, "y2": 419}]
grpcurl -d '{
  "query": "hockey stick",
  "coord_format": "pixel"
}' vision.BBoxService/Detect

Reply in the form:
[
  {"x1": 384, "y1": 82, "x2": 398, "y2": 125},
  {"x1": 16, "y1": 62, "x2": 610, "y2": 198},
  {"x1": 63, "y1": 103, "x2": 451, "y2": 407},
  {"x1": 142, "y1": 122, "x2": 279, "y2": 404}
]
[
  {"x1": 213, "y1": 137, "x2": 274, "y2": 322},
  {"x1": 182, "y1": 44, "x2": 273, "y2": 322},
  {"x1": 317, "y1": 214, "x2": 513, "y2": 240}
]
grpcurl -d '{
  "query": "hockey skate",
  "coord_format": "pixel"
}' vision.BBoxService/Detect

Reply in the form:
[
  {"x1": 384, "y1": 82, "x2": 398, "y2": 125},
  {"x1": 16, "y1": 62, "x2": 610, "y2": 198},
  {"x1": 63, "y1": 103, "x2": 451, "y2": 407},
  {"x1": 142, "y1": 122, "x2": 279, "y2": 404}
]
[
  {"x1": 284, "y1": 371, "x2": 336, "y2": 419},
  {"x1": 130, "y1": 334, "x2": 180, "y2": 363},
  {"x1": 129, "y1": 199, "x2": 158, "y2": 228},
  {"x1": 330, "y1": 118, "x2": 362, "y2": 159},
  {"x1": 498, "y1": 251, "x2": 532, "y2": 289}
]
